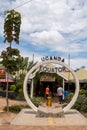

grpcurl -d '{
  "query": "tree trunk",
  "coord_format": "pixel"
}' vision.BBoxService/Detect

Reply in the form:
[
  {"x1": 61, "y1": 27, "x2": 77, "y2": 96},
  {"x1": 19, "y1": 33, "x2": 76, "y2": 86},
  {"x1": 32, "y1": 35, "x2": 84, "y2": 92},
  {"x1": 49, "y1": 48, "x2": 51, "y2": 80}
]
[{"x1": 6, "y1": 72, "x2": 9, "y2": 111}]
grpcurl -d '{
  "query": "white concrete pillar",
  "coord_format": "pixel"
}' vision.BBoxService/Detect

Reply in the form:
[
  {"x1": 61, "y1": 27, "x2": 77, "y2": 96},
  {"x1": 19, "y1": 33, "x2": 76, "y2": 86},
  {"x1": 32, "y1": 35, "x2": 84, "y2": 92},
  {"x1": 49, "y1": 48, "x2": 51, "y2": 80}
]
[
  {"x1": 63, "y1": 79, "x2": 65, "y2": 100},
  {"x1": 30, "y1": 79, "x2": 34, "y2": 98}
]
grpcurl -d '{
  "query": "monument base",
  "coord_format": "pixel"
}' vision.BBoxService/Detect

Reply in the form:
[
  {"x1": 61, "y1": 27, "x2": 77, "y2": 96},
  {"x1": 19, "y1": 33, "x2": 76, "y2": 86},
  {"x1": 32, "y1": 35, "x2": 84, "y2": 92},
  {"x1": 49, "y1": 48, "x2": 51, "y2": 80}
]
[
  {"x1": 36, "y1": 105, "x2": 64, "y2": 118},
  {"x1": 11, "y1": 109, "x2": 87, "y2": 126}
]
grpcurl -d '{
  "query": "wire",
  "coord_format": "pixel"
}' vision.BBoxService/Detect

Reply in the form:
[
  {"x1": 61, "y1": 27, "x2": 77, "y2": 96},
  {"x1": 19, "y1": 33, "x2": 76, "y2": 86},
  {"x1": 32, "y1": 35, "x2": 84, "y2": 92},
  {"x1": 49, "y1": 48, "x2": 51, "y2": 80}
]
[
  {"x1": 0, "y1": 0, "x2": 33, "y2": 15},
  {"x1": 0, "y1": 0, "x2": 33, "y2": 24},
  {"x1": 13, "y1": 0, "x2": 33, "y2": 10}
]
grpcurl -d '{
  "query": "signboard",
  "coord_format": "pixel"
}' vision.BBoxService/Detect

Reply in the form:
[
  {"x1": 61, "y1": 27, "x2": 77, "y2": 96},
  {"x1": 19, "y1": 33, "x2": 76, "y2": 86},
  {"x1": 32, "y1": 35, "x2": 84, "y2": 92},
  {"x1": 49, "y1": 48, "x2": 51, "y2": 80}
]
[
  {"x1": 39, "y1": 65, "x2": 69, "y2": 73},
  {"x1": 41, "y1": 56, "x2": 64, "y2": 62},
  {"x1": 40, "y1": 75, "x2": 55, "y2": 82}
]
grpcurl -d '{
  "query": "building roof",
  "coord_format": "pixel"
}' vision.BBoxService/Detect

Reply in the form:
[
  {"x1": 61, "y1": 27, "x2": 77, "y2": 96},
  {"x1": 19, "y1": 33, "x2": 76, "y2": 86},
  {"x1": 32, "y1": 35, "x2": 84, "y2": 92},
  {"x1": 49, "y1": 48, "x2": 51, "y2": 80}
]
[
  {"x1": 75, "y1": 68, "x2": 87, "y2": 82},
  {"x1": 61, "y1": 68, "x2": 87, "y2": 83}
]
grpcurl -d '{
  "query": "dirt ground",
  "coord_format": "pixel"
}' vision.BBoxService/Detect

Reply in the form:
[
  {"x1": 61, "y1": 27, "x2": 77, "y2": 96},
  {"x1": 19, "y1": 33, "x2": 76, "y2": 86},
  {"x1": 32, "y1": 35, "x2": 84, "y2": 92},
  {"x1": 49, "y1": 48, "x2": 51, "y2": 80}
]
[{"x1": 0, "y1": 97, "x2": 87, "y2": 130}]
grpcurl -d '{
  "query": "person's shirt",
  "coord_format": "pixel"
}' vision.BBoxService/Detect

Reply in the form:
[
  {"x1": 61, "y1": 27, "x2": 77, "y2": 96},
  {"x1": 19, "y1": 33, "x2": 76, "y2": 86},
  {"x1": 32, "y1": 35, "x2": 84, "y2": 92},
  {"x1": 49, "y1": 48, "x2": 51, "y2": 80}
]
[
  {"x1": 57, "y1": 87, "x2": 63, "y2": 96},
  {"x1": 45, "y1": 87, "x2": 50, "y2": 95},
  {"x1": 64, "y1": 90, "x2": 69, "y2": 97}
]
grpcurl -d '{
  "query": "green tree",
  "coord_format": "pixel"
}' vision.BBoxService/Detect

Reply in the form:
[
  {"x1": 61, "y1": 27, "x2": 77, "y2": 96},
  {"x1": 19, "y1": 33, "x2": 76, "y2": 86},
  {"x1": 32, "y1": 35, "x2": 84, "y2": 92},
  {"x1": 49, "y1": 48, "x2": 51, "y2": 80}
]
[
  {"x1": 0, "y1": 47, "x2": 23, "y2": 73},
  {"x1": 0, "y1": 9, "x2": 21, "y2": 111},
  {"x1": 27, "y1": 60, "x2": 38, "y2": 71},
  {"x1": 4, "y1": 9, "x2": 21, "y2": 46}
]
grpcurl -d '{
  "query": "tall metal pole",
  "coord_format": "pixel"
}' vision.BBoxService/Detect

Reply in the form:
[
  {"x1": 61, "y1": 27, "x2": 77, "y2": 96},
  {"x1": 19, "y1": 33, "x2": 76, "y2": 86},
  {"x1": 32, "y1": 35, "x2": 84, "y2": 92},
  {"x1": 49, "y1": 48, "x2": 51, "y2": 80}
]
[
  {"x1": 68, "y1": 54, "x2": 70, "y2": 91},
  {"x1": 32, "y1": 54, "x2": 34, "y2": 62}
]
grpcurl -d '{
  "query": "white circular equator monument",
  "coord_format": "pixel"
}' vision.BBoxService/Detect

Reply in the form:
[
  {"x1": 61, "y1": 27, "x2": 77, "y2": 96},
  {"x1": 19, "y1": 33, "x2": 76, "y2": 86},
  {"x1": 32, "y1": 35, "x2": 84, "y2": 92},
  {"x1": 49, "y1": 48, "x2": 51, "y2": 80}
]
[{"x1": 23, "y1": 60, "x2": 79, "y2": 113}]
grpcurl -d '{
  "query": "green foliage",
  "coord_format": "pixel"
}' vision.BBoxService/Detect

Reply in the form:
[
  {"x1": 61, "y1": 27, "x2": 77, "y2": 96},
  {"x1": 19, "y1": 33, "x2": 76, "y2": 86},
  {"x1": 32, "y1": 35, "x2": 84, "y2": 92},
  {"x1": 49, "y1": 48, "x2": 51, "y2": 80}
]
[
  {"x1": 27, "y1": 61, "x2": 37, "y2": 71},
  {"x1": 68, "y1": 92, "x2": 74, "y2": 100},
  {"x1": 64, "y1": 89, "x2": 87, "y2": 112},
  {"x1": 79, "y1": 89, "x2": 86, "y2": 95},
  {"x1": 73, "y1": 95, "x2": 87, "y2": 112},
  {"x1": 3, "y1": 97, "x2": 40, "y2": 113},
  {"x1": 19, "y1": 57, "x2": 29, "y2": 71},
  {"x1": 15, "y1": 93, "x2": 25, "y2": 101},
  {"x1": 64, "y1": 92, "x2": 74, "y2": 103},
  {"x1": 4, "y1": 10, "x2": 21, "y2": 44},
  {"x1": 81, "y1": 84, "x2": 87, "y2": 90},
  {"x1": 0, "y1": 47, "x2": 23, "y2": 73},
  {"x1": 18, "y1": 88, "x2": 23, "y2": 93},
  {"x1": 10, "y1": 85, "x2": 16, "y2": 91},
  {"x1": 15, "y1": 73, "x2": 25, "y2": 93},
  {"x1": 84, "y1": 90, "x2": 87, "y2": 96},
  {"x1": 4, "y1": 104, "x2": 29, "y2": 113},
  {"x1": 30, "y1": 97, "x2": 40, "y2": 107},
  {"x1": 4, "y1": 105, "x2": 21, "y2": 113}
]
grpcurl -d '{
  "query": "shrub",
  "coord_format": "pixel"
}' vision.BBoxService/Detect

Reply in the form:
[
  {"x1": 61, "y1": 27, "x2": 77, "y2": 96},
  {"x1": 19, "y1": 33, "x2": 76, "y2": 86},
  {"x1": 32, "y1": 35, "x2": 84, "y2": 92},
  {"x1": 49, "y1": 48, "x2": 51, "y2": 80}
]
[
  {"x1": 4, "y1": 104, "x2": 29, "y2": 113},
  {"x1": 81, "y1": 98, "x2": 87, "y2": 112},
  {"x1": 10, "y1": 85, "x2": 16, "y2": 91},
  {"x1": 79, "y1": 89, "x2": 86, "y2": 95},
  {"x1": 18, "y1": 88, "x2": 23, "y2": 93},
  {"x1": 84, "y1": 90, "x2": 87, "y2": 96},
  {"x1": 15, "y1": 93, "x2": 25, "y2": 101},
  {"x1": 4, "y1": 105, "x2": 21, "y2": 113},
  {"x1": 30, "y1": 97, "x2": 40, "y2": 107},
  {"x1": 64, "y1": 92, "x2": 74, "y2": 103},
  {"x1": 3, "y1": 97, "x2": 40, "y2": 113},
  {"x1": 73, "y1": 95, "x2": 87, "y2": 112}
]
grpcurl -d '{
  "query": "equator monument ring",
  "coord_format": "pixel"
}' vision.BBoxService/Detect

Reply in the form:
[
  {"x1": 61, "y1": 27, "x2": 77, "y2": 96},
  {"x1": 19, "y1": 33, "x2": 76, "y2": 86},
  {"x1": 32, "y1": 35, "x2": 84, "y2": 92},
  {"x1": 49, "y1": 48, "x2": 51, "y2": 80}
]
[{"x1": 23, "y1": 59, "x2": 80, "y2": 113}]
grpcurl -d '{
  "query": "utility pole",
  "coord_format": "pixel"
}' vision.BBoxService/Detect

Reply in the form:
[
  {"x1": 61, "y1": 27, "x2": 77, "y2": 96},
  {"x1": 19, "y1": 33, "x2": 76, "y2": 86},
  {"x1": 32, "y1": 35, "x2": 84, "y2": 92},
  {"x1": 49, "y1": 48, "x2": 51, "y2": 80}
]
[
  {"x1": 32, "y1": 54, "x2": 34, "y2": 63},
  {"x1": 68, "y1": 54, "x2": 70, "y2": 91}
]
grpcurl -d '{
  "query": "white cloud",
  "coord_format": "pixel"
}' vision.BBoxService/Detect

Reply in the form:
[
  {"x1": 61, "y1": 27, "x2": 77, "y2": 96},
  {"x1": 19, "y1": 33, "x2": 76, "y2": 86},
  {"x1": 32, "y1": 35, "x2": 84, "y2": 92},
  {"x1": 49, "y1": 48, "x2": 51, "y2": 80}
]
[
  {"x1": 67, "y1": 0, "x2": 85, "y2": 10},
  {"x1": 0, "y1": 0, "x2": 87, "y2": 69},
  {"x1": 29, "y1": 30, "x2": 65, "y2": 45},
  {"x1": 67, "y1": 58, "x2": 87, "y2": 70}
]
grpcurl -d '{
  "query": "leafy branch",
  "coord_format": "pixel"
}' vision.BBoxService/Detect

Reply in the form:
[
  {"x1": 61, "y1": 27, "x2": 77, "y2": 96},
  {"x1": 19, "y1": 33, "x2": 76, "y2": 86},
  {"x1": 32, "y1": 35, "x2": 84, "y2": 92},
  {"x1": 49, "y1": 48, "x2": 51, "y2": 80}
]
[{"x1": 4, "y1": 10, "x2": 21, "y2": 46}]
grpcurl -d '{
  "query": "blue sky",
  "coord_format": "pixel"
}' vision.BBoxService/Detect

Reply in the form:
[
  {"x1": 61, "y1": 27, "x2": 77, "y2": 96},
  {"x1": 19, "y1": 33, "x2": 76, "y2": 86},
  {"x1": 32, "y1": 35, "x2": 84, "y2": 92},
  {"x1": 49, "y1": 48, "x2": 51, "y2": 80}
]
[{"x1": 0, "y1": 0, "x2": 87, "y2": 70}]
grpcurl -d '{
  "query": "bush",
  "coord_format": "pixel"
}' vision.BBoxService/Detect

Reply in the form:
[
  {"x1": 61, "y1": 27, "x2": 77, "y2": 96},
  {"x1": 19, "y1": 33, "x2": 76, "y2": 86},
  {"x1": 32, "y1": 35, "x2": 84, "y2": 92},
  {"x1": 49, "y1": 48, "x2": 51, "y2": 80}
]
[
  {"x1": 10, "y1": 85, "x2": 16, "y2": 91},
  {"x1": 84, "y1": 90, "x2": 87, "y2": 96},
  {"x1": 15, "y1": 93, "x2": 25, "y2": 101},
  {"x1": 18, "y1": 88, "x2": 23, "y2": 93},
  {"x1": 64, "y1": 92, "x2": 74, "y2": 103},
  {"x1": 3, "y1": 97, "x2": 40, "y2": 113},
  {"x1": 73, "y1": 95, "x2": 87, "y2": 112},
  {"x1": 64, "y1": 91, "x2": 87, "y2": 112},
  {"x1": 4, "y1": 104, "x2": 29, "y2": 113},
  {"x1": 4, "y1": 105, "x2": 21, "y2": 113},
  {"x1": 81, "y1": 98, "x2": 87, "y2": 112},
  {"x1": 30, "y1": 97, "x2": 40, "y2": 107},
  {"x1": 79, "y1": 89, "x2": 86, "y2": 95}
]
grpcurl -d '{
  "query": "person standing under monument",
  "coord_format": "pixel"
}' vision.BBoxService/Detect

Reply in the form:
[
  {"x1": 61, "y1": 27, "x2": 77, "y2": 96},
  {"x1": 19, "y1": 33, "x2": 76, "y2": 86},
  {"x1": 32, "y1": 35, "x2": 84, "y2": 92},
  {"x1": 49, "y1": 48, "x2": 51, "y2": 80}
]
[
  {"x1": 57, "y1": 84, "x2": 64, "y2": 104},
  {"x1": 45, "y1": 85, "x2": 50, "y2": 99}
]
